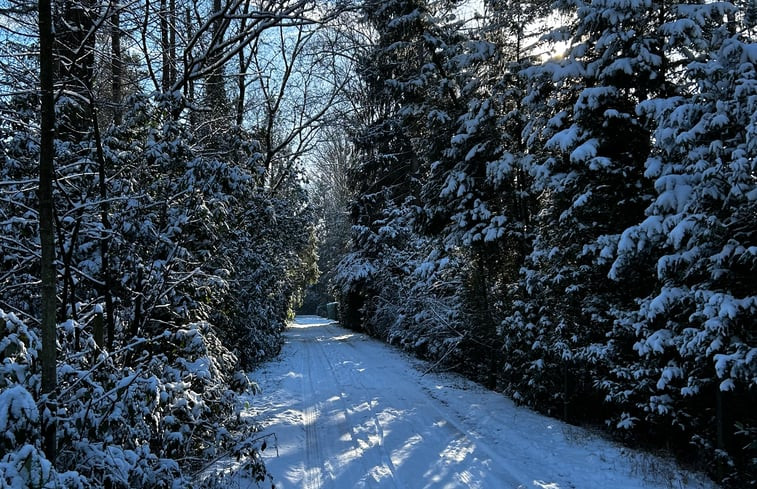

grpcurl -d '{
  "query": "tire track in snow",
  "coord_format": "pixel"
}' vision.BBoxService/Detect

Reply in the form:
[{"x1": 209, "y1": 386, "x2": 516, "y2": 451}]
[
  {"x1": 313, "y1": 330, "x2": 403, "y2": 489},
  {"x1": 302, "y1": 341, "x2": 326, "y2": 489},
  {"x1": 291, "y1": 319, "x2": 525, "y2": 488},
  {"x1": 253, "y1": 317, "x2": 714, "y2": 489},
  {"x1": 317, "y1": 322, "x2": 526, "y2": 489},
  {"x1": 302, "y1": 324, "x2": 381, "y2": 489},
  {"x1": 318, "y1": 324, "x2": 409, "y2": 489}
]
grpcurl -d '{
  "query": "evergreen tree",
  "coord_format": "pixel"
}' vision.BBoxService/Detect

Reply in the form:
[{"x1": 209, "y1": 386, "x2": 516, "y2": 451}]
[
  {"x1": 416, "y1": 0, "x2": 550, "y2": 387},
  {"x1": 609, "y1": 4, "x2": 756, "y2": 477},
  {"x1": 512, "y1": 0, "x2": 667, "y2": 419},
  {"x1": 337, "y1": 0, "x2": 445, "y2": 331}
]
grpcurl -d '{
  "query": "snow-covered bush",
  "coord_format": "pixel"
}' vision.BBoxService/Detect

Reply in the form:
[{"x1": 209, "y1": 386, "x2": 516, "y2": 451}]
[
  {"x1": 0, "y1": 87, "x2": 315, "y2": 486},
  {"x1": 0, "y1": 308, "x2": 268, "y2": 488}
]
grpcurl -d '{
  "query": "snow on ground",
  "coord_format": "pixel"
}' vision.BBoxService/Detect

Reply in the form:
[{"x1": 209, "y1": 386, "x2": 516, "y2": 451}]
[{"x1": 236, "y1": 316, "x2": 716, "y2": 489}]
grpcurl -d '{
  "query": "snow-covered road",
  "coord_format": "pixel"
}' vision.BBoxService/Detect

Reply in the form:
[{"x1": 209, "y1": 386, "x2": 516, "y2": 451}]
[{"x1": 244, "y1": 316, "x2": 714, "y2": 489}]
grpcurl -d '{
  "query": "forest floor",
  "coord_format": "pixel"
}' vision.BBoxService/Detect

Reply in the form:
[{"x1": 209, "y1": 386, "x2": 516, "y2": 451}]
[{"x1": 232, "y1": 316, "x2": 716, "y2": 489}]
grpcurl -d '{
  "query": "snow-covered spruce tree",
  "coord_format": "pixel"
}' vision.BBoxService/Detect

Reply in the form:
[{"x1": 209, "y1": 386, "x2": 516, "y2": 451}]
[
  {"x1": 608, "y1": 5, "x2": 756, "y2": 481},
  {"x1": 412, "y1": 0, "x2": 553, "y2": 388},
  {"x1": 374, "y1": 0, "x2": 524, "y2": 385},
  {"x1": 511, "y1": 0, "x2": 666, "y2": 419},
  {"x1": 391, "y1": 4, "x2": 501, "y2": 387},
  {"x1": 422, "y1": 0, "x2": 547, "y2": 251},
  {"x1": 337, "y1": 0, "x2": 516, "y2": 363},
  {"x1": 335, "y1": 0, "x2": 440, "y2": 333}
]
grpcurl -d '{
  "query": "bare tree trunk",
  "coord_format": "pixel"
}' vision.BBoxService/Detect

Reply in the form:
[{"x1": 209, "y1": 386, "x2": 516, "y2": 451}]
[
  {"x1": 39, "y1": 0, "x2": 57, "y2": 463},
  {"x1": 235, "y1": 2, "x2": 253, "y2": 126},
  {"x1": 185, "y1": 6, "x2": 197, "y2": 125},
  {"x1": 161, "y1": 0, "x2": 170, "y2": 92},
  {"x1": 236, "y1": 46, "x2": 246, "y2": 126},
  {"x1": 205, "y1": 0, "x2": 228, "y2": 118},
  {"x1": 111, "y1": 2, "x2": 123, "y2": 125},
  {"x1": 91, "y1": 105, "x2": 116, "y2": 350},
  {"x1": 131, "y1": 267, "x2": 144, "y2": 337},
  {"x1": 169, "y1": 0, "x2": 176, "y2": 87}
]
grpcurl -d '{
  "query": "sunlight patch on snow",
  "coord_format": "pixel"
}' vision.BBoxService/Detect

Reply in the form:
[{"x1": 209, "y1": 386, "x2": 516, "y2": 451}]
[
  {"x1": 291, "y1": 315, "x2": 336, "y2": 328},
  {"x1": 367, "y1": 433, "x2": 381, "y2": 447},
  {"x1": 282, "y1": 465, "x2": 304, "y2": 484},
  {"x1": 456, "y1": 469, "x2": 474, "y2": 485},
  {"x1": 390, "y1": 433, "x2": 423, "y2": 467},
  {"x1": 335, "y1": 445, "x2": 363, "y2": 465},
  {"x1": 333, "y1": 333, "x2": 356, "y2": 342},
  {"x1": 303, "y1": 465, "x2": 324, "y2": 488},
  {"x1": 440, "y1": 437, "x2": 475, "y2": 463},
  {"x1": 301, "y1": 408, "x2": 318, "y2": 427},
  {"x1": 357, "y1": 438, "x2": 372, "y2": 451},
  {"x1": 533, "y1": 481, "x2": 561, "y2": 489},
  {"x1": 368, "y1": 464, "x2": 393, "y2": 483}
]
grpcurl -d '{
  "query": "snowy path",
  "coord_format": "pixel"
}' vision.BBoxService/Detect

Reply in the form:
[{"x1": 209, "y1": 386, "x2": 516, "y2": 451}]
[{"x1": 242, "y1": 316, "x2": 714, "y2": 489}]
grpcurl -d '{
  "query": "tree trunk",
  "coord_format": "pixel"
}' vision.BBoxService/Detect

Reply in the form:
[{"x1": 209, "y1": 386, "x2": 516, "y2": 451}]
[
  {"x1": 161, "y1": 0, "x2": 170, "y2": 92},
  {"x1": 39, "y1": 0, "x2": 58, "y2": 463},
  {"x1": 205, "y1": 0, "x2": 228, "y2": 119},
  {"x1": 716, "y1": 386, "x2": 732, "y2": 479},
  {"x1": 185, "y1": 6, "x2": 196, "y2": 126},
  {"x1": 91, "y1": 105, "x2": 116, "y2": 350},
  {"x1": 111, "y1": 3, "x2": 123, "y2": 125},
  {"x1": 236, "y1": 46, "x2": 246, "y2": 126},
  {"x1": 169, "y1": 0, "x2": 176, "y2": 87},
  {"x1": 131, "y1": 267, "x2": 144, "y2": 337}
]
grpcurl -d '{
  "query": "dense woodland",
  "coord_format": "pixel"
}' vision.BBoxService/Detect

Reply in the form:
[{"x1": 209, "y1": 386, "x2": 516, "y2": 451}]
[
  {"x1": 319, "y1": 0, "x2": 757, "y2": 486},
  {"x1": 0, "y1": 0, "x2": 755, "y2": 487},
  {"x1": 1, "y1": 0, "x2": 331, "y2": 486}
]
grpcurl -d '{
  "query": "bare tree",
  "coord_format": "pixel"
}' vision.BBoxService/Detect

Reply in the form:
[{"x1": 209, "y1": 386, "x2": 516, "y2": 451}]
[{"x1": 242, "y1": 15, "x2": 353, "y2": 193}]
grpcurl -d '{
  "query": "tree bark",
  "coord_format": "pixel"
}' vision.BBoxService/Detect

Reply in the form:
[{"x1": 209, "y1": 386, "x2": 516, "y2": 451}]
[
  {"x1": 205, "y1": 0, "x2": 228, "y2": 118},
  {"x1": 236, "y1": 45, "x2": 246, "y2": 126},
  {"x1": 161, "y1": 0, "x2": 170, "y2": 92},
  {"x1": 91, "y1": 105, "x2": 116, "y2": 350},
  {"x1": 169, "y1": 0, "x2": 176, "y2": 87},
  {"x1": 39, "y1": 0, "x2": 58, "y2": 463},
  {"x1": 111, "y1": 3, "x2": 123, "y2": 125}
]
